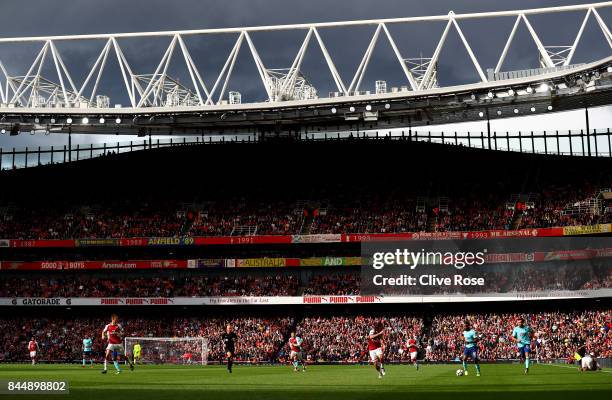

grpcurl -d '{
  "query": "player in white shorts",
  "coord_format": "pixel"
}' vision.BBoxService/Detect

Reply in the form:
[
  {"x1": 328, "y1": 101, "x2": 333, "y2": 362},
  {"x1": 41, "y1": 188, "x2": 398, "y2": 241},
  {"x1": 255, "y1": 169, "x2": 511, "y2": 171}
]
[
  {"x1": 288, "y1": 332, "x2": 306, "y2": 372},
  {"x1": 407, "y1": 338, "x2": 419, "y2": 370},
  {"x1": 368, "y1": 323, "x2": 386, "y2": 378},
  {"x1": 580, "y1": 353, "x2": 602, "y2": 371},
  {"x1": 28, "y1": 337, "x2": 39, "y2": 365},
  {"x1": 101, "y1": 314, "x2": 134, "y2": 374}
]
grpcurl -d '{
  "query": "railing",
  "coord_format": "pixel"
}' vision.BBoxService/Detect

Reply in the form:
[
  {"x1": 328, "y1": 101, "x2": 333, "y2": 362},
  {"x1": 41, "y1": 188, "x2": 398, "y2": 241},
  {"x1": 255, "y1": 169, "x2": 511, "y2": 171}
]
[
  {"x1": 1, "y1": 128, "x2": 611, "y2": 170},
  {"x1": 302, "y1": 128, "x2": 612, "y2": 157},
  {"x1": 0, "y1": 135, "x2": 257, "y2": 170}
]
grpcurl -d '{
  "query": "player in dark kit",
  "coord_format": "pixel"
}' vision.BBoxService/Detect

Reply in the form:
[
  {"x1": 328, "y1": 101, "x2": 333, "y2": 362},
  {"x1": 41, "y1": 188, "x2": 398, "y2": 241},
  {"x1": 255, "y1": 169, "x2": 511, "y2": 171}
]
[{"x1": 222, "y1": 325, "x2": 238, "y2": 373}]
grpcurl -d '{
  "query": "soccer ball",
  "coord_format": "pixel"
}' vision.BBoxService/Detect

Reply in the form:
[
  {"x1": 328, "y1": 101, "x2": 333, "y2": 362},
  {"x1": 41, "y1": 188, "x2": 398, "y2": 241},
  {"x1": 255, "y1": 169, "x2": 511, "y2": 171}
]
[
  {"x1": 456, "y1": 369, "x2": 464, "y2": 376},
  {"x1": 398, "y1": 348, "x2": 404, "y2": 355}
]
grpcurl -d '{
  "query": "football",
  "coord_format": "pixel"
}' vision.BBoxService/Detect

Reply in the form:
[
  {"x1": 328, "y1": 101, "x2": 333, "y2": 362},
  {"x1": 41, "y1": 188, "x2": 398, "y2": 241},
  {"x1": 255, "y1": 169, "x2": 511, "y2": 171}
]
[{"x1": 456, "y1": 369, "x2": 464, "y2": 376}]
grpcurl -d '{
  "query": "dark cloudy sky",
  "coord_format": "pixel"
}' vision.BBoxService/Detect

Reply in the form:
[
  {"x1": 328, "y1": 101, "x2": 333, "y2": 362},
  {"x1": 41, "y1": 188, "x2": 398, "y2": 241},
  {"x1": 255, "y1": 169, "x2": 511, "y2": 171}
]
[{"x1": 0, "y1": 0, "x2": 611, "y2": 150}]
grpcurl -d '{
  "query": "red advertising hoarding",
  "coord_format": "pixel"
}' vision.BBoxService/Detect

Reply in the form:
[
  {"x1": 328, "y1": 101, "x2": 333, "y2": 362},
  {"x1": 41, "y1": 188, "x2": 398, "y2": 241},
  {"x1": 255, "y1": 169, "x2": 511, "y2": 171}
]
[
  {"x1": 1, "y1": 224, "x2": 605, "y2": 249},
  {"x1": 0, "y1": 260, "x2": 189, "y2": 271}
]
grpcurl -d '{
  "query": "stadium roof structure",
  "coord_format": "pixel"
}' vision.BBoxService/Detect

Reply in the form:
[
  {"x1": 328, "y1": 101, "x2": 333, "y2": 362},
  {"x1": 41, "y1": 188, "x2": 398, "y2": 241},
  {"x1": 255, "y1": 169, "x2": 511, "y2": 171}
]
[{"x1": 0, "y1": 2, "x2": 610, "y2": 136}]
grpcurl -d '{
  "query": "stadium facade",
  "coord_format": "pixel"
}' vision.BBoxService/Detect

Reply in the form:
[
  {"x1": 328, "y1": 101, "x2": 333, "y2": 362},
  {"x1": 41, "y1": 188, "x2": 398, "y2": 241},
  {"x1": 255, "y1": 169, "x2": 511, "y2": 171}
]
[{"x1": 0, "y1": 6, "x2": 609, "y2": 398}]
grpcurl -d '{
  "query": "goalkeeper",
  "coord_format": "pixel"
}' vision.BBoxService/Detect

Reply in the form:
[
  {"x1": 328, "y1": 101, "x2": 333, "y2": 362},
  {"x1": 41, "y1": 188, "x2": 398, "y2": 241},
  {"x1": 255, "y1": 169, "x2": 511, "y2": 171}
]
[{"x1": 133, "y1": 342, "x2": 142, "y2": 365}]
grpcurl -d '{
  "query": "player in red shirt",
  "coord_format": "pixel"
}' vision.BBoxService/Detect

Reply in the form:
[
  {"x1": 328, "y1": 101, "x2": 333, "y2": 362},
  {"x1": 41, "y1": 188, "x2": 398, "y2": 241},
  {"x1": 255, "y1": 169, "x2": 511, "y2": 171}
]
[
  {"x1": 406, "y1": 338, "x2": 419, "y2": 370},
  {"x1": 101, "y1": 314, "x2": 134, "y2": 374},
  {"x1": 182, "y1": 352, "x2": 193, "y2": 365},
  {"x1": 288, "y1": 332, "x2": 306, "y2": 372},
  {"x1": 28, "y1": 337, "x2": 39, "y2": 366},
  {"x1": 368, "y1": 323, "x2": 386, "y2": 378}
]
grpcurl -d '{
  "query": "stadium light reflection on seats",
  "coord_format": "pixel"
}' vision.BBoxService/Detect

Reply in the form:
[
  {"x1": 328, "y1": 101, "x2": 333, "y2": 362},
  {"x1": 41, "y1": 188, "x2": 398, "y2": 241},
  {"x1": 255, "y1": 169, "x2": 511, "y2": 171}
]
[
  {"x1": 66, "y1": 118, "x2": 73, "y2": 124},
  {"x1": 115, "y1": 118, "x2": 122, "y2": 124},
  {"x1": 99, "y1": 117, "x2": 105, "y2": 124},
  {"x1": 537, "y1": 83, "x2": 550, "y2": 93},
  {"x1": 81, "y1": 117, "x2": 89, "y2": 124}
]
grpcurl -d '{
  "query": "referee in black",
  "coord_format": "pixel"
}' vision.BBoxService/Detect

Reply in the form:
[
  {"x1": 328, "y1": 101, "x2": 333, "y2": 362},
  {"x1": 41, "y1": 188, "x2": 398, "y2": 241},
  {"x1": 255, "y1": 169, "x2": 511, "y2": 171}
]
[{"x1": 221, "y1": 324, "x2": 237, "y2": 373}]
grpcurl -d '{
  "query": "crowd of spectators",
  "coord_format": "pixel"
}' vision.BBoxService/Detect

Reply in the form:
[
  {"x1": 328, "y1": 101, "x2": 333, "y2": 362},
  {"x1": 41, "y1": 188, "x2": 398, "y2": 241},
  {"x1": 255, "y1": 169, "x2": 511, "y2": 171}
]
[
  {"x1": 0, "y1": 263, "x2": 609, "y2": 298},
  {"x1": 0, "y1": 274, "x2": 300, "y2": 298},
  {"x1": 297, "y1": 315, "x2": 424, "y2": 362},
  {"x1": 519, "y1": 184, "x2": 609, "y2": 229},
  {"x1": 189, "y1": 200, "x2": 301, "y2": 236},
  {"x1": 0, "y1": 315, "x2": 292, "y2": 363},
  {"x1": 427, "y1": 309, "x2": 611, "y2": 361},
  {"x1": 0, "y1": 308, "x2": 608, "y2": 363},
  {"x1": 0, "y1": 201, "x2": 185, "y2": 240},
  {"x1": 310, "y1": 197, "x2": 429, "y2": 234},
  {"x1": 0, "y1": 184, "x2": 609, "y2": 239},
  {"x1": 302, "y1": 274, "x2": 360, "y2": 296},
  {"x1": 380, "y1": 263, "x2": 612, "y2": 296}
]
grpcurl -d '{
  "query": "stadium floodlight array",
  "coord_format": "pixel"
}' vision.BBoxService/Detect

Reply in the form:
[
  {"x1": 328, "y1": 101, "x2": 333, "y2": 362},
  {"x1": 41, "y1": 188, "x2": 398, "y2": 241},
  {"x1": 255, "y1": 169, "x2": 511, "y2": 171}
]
[
  {"x1": 0, "y1": 3, "x2": 610, "y2": 138},
  {"x1": 0, "y1": 2, "x2": 609, "y2": 109},
  {"x1": 124, "y1": 337, "x2": 208, "y2": 366}
]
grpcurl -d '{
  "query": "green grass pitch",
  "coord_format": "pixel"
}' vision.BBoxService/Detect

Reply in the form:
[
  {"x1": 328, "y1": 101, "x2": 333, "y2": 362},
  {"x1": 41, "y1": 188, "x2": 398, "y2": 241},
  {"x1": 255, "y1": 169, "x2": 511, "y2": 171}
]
[{"x1": 0, "y1": 363, "x2": 610, "y2": 400}]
